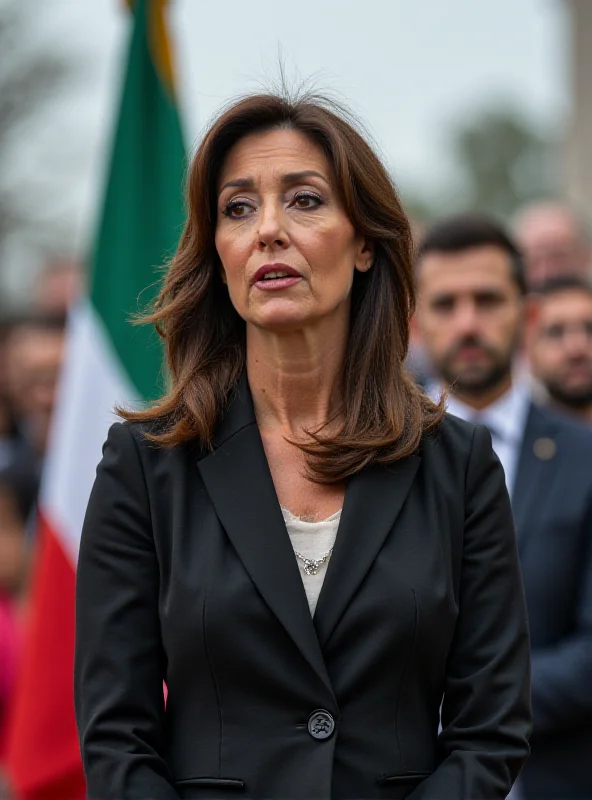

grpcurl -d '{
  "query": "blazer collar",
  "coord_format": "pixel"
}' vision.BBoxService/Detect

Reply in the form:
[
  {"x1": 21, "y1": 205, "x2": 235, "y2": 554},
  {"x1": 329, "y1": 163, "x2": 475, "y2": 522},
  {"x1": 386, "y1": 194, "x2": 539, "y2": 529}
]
[
  {"x1": 197, "y1": 374, "x2": 420, "y2": 689},
  {"x1": 211, "y1": 372, "x2": 256, "y2": 447},
  {"x1": 313, "y1": 455, "x2": 420, "y2": 648},
  {"x1": 197, "y1": 374, "x2": 333, "y2": 695}
]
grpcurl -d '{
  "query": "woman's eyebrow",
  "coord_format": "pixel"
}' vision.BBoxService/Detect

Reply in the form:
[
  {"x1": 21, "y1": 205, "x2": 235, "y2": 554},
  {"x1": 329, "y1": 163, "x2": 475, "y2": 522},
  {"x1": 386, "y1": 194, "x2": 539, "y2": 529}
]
[
  {"x1": 219, "y1": 170, "x2": 328, "y2": 195},
  {"x1": 219, "y1": 177, "x2": 253, "y2": 193},
  {"x1": 282, "y1": 170, "x2": 327, "y2": 184}
]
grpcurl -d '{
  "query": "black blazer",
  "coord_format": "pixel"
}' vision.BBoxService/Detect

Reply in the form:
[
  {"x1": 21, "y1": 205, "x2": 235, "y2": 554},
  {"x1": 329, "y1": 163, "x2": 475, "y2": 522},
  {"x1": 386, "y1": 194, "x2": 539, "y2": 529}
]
[
  {"x1": 74, "y1": 380, "x2": 531, "y2": 800},
  {"x1": 511, "y1": 403, "x2": 592, "y2": 800}
]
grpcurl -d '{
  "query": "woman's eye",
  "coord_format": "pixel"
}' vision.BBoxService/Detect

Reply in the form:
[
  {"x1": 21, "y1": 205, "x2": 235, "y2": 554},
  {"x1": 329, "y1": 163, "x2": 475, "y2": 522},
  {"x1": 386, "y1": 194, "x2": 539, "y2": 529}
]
[
  {"x1": 224, "y1": 200, "x2": 254, "y2": 218},
  {"x1": 292, "y1": 192, "x2": 323, "y2": 209}
]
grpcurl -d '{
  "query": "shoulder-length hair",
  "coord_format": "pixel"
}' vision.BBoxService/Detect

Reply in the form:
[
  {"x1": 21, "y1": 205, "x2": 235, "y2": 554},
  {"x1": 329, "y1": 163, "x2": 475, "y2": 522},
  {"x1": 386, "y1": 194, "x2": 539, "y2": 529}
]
[{"x1": 121, "y1": 91, "x2": 444, "y2": 482}]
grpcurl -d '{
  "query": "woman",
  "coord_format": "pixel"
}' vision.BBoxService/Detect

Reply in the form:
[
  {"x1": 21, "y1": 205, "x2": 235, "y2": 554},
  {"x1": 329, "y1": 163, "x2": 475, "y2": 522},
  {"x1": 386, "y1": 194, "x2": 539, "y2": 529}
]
[{"x1": 75, "y1": 92, "x2": 531, "y2": 799}]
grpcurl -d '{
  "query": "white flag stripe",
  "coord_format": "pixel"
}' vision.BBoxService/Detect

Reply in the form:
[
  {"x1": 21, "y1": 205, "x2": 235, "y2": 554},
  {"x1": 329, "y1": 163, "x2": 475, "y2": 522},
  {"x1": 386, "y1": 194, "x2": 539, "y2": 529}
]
[{"x1": 41, "y1": 300, "x2": 139, "y2": 566}]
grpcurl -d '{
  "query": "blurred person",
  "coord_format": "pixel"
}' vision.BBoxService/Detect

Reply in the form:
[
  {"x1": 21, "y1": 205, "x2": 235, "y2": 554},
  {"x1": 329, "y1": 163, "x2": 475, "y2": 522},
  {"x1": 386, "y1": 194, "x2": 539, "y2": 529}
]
[
  {"x1": 0, "y1": 462, "x2": 30, "y2": 759},
  {"x1": 4, "y1": 315, "x2": 66, "y2": 463},
  {"x1": 0, "y1": 321, "x2": 38, "y2": 526},
  {"x1": 33, "y1": 258, "x2": 83, "y2": 317},
  {"x1": 514, "y1": 201, "x2": 591, "y2": 289},
  {"x1": 75, "y1": 93, "x2": 530, "y2": 799},
  {"x1": 528, "y1": 277, "x2": 592, "y2": 424},
  {"x1": 0, "y1": 321, "x2": 19, "y2": 443},
  {"x1": 415, "y1": 213, "x2": 592, "y2": 800},
  {"x1": 0, "y1": 461, "x2": 35, "y2": 596}
]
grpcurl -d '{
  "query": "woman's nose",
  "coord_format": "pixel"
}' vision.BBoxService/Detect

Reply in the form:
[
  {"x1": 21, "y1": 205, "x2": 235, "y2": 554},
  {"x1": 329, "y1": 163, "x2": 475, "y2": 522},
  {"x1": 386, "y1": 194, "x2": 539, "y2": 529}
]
[{"x1": 256, "y1": 202, "x2": 289, "y2": 250}]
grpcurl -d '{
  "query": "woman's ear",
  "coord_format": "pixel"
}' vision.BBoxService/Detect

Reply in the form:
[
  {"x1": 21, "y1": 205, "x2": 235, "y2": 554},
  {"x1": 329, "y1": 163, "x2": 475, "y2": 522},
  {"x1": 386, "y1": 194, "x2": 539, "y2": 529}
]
[{"x1": 355, "y1": 239, "x2": 374, "y2": 273}]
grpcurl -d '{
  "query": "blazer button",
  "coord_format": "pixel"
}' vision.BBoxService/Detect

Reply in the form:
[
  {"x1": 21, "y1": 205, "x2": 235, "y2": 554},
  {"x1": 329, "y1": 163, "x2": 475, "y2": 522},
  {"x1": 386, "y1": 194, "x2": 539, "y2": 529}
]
[{"x1": 307, "y1": 709, "x2": 335, "y2": 740}]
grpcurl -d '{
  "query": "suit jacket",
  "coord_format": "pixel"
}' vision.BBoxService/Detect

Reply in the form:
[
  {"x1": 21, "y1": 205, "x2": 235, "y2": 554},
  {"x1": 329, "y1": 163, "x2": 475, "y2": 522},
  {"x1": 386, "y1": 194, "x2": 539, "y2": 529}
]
[
  {"x1": 74, "y1": 379, "x2": 531, "y2": 800},
  {"x1": 511, "y1": 402, "x2": 592, "y2": 800}
]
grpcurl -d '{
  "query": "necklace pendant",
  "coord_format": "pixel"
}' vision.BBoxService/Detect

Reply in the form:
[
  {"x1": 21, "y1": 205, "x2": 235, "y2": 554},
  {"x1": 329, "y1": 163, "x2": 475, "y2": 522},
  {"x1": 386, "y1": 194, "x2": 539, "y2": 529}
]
[
  {"x1": 294, "y1": 548, "x2": 333, "y2": 576},
  {"x1": 303, "y1": 559, "x2": 320, "y2": 576}
]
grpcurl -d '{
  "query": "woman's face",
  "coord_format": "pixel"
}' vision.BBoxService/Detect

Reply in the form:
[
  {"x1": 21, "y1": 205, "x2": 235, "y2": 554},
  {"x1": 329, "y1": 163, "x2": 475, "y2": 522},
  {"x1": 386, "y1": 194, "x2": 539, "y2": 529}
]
[{"x1": 215, "y1": 128, "x2": 372, "y2": 332}]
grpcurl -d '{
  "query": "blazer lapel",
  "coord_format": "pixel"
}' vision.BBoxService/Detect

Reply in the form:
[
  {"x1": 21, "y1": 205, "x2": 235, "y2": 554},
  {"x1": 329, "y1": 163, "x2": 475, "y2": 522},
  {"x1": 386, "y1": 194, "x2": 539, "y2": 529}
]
[
  {"x1": 512, "y1": 402, "x2": 559, "y2": 552},
  {"x1": 196, "y1": 377, "x2": 333, "y2": 696},
  {"x1": 314, "y1": 455, "x2": 420, "y2": 648}
]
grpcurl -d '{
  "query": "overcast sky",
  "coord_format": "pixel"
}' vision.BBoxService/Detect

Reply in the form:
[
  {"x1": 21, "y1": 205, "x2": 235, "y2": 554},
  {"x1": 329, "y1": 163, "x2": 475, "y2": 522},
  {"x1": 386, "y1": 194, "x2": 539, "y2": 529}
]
[{"x1": 11, "y1": 0, "x2": 567, "y2": 301}]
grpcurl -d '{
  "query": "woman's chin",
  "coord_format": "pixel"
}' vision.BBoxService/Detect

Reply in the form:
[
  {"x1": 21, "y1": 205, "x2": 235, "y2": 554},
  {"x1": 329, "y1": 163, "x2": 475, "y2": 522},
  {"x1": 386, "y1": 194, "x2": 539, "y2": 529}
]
[
  {"x1": 251, "y1": 313, "x2": 312, "y2": 334},
  {"x1": 246, "y1": 300, "x2": 316, "y2": 333}
]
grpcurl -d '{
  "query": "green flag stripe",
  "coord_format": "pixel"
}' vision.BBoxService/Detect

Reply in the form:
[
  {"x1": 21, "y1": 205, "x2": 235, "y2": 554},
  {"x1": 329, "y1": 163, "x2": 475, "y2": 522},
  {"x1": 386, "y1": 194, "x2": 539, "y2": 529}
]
[{"x1": 89, "y1": 0, "x2": 186, "y2": 401}]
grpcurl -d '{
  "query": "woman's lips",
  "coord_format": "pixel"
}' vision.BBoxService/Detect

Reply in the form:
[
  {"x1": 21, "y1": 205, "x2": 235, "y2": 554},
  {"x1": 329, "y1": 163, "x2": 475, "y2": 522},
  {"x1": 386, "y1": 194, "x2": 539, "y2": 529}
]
[
  {"x1": 252, "y1": 264, "x2": 302, "y2": 290},
  {"x1": 254, "y1": 275, "x2": 302, "y2": 290}
]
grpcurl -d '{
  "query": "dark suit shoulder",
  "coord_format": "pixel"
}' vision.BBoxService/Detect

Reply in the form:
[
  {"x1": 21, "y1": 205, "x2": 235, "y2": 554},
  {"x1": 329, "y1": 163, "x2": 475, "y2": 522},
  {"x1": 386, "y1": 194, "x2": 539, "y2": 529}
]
[
  {"x1": 119, "y1": 418, "x2": 156, "y2": 444},
  {"x1": 440, "y1": 411, "x2": 480, "y2": 440},
  {"x1": 418, "y1": 412, "x2": 483, "y2": 486},
  {"x1": 116, "y1": 419, "x2": 209, "y2": 475},
  {"x1": 422, "y1": 412, "x2": 478, "y2": 456},
  {"x1": 533, "y1": 402, "x2": 592, "y2": 456}
]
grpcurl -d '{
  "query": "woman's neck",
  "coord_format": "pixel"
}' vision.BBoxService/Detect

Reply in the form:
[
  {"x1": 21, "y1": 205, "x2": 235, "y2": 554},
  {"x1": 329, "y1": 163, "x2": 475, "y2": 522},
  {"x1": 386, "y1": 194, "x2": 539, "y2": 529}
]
[{"x1": 246, "y1": 321, "x2": 348, "y2": 436}]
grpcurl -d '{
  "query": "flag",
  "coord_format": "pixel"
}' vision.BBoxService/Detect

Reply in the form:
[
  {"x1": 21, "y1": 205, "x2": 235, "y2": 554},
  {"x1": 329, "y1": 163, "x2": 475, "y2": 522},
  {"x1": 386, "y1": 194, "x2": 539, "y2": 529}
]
[{"x1": 5, "y1": 2, "x2": 186, "y2": 796}]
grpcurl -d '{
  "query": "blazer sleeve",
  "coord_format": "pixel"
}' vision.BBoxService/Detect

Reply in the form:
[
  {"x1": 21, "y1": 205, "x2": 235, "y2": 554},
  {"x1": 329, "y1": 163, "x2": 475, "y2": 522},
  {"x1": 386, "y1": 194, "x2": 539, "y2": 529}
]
[
  {"x1": 409, "y1": 425, "x2": 532, "y2": 799},
  {"x1": 529, "y1": 492, "x2": 592, "y2": 734},
  {"x1": 74, "y1": 422, "x2": 180, "y2": 800}
]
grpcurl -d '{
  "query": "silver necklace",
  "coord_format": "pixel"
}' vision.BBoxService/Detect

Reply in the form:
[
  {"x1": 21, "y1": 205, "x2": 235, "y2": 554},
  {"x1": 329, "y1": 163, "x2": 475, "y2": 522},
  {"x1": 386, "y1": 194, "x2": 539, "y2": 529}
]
[{"x1": 293, "y1": 548, "x2": 334, "y2": 576}]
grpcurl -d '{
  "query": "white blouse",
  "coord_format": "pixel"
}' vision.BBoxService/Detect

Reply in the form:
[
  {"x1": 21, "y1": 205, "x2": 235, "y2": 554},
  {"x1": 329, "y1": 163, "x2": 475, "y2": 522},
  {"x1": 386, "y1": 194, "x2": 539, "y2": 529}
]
[{"x1": 281, "y1": 506, "x2": 341, "y2": 616}]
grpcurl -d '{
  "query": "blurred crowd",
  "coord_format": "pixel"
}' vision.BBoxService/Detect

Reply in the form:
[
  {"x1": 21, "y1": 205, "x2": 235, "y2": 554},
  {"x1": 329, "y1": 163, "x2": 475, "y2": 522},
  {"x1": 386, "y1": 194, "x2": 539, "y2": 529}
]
[
  {"x1": 409, "y1": 201, "x2": 592, "y2": 796},
  {"x1": 408, "y1": 201, "x2": 592, "y2": 415},
  {"x1": 0, "y1": 199, "x2": 591, "y2": 791},
  {"x1": 0, "y1": 260, "x2": 82, "y2": 755}
]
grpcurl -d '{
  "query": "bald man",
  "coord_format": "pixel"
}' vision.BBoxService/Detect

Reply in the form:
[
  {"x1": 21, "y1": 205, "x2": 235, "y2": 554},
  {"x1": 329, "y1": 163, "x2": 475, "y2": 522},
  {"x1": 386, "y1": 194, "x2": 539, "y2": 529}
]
[{"x1": 514, "y1": 202, "x2": 591, "y2": 290}]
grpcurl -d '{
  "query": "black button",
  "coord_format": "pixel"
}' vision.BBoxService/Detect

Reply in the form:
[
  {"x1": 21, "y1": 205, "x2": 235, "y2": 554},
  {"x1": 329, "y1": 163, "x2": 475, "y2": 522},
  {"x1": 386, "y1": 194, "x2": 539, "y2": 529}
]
[{"x1": 307, "y1": 709, "x2": 335, "y2": 740}]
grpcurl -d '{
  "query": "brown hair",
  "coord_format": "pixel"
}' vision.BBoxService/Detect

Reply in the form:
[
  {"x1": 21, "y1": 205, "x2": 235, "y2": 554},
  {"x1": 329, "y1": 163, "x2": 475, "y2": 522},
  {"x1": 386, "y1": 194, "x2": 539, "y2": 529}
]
[{"x1": 121, "y1": 91, "x2": 444, "y2": 482}]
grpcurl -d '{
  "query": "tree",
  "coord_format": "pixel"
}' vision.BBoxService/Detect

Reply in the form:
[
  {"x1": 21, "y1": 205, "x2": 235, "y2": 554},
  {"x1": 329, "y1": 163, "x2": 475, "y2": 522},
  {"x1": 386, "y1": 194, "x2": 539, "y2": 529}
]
[
  {"x1": 401, "y1": 104, "x2": 559, "y2": 224},
  {"x1": 451, "y1": 106, "x2": 558, "y2": 220}
]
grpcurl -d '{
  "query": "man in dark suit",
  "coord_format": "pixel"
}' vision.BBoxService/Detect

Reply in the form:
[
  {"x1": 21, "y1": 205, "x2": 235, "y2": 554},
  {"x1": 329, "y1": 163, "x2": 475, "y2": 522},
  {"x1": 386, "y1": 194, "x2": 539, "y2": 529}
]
[
  {"x1": 415, "y1": 213, "x2": 592, "y2": 800},
  {"x1": 528, "y1": 276, "x2": 592, "y2": 425}
]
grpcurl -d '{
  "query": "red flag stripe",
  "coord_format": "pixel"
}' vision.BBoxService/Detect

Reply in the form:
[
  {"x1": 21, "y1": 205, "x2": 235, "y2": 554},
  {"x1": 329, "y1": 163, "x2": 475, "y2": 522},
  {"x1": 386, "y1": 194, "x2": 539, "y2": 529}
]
[{"x1": 6, "y1": 513, "x2": 85, "y2": 799}]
